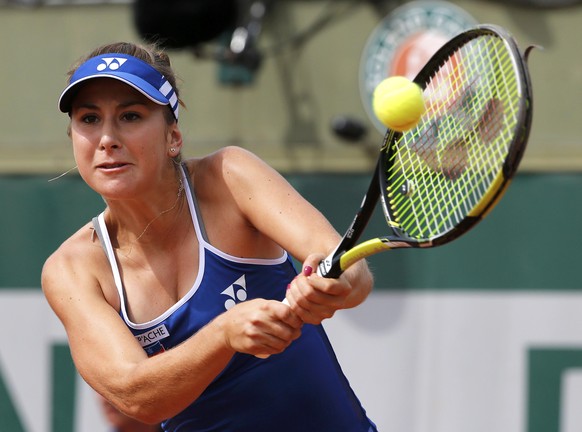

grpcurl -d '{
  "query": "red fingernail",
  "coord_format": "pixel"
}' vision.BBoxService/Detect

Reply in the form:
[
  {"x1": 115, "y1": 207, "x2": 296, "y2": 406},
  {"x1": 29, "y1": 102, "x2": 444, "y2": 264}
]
[
  {"x1": 286, "y1": 284, "x2": 291, "y2": 290},
  {"x1": 303, "y1": 266, "x2": 313, "y2": 276}
]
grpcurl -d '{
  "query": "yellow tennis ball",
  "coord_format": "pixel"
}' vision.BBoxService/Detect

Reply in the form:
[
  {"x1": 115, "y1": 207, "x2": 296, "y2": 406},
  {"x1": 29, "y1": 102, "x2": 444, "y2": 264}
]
[{"x1": 372, "y1": 76, "x2": 425, "y2": 132}]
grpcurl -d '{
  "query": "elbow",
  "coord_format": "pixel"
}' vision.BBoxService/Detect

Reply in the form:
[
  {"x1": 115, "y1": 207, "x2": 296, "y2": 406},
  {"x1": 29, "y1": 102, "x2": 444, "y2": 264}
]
[
  {"x1": 122, "y1": 405, "x2": 165, "y2": 425},
  {"x1": 114, "y1": 397, "x2": 166, "y2": 425},
  {"x1": 107, "y1": 380, "x2": 197, "y2": 425},
  {"x1": 97, "y1": 389, "x2": 165, "y2": 426},
  {"x1": 104, "y1": 380, "x2": 168, "y2": 425}
]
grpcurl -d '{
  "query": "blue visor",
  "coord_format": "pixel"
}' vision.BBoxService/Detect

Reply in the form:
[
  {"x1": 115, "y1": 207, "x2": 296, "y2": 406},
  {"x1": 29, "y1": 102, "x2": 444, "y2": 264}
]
[{"x1": 58, "y1": 53, "x2": 179, "y2": 120}]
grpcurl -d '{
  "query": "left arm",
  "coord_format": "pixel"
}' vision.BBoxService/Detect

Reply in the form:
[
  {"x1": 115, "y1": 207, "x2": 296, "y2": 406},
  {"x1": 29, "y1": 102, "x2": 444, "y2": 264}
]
[{"x1": 208, "y1": 146, "x2": 374, "y2": 324}]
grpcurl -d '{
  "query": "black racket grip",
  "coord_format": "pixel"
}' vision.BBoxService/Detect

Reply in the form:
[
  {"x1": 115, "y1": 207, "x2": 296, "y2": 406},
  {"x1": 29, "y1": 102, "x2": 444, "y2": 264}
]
[{"x1": 316, "y1": 253, "x2": 343, "y2": 279}]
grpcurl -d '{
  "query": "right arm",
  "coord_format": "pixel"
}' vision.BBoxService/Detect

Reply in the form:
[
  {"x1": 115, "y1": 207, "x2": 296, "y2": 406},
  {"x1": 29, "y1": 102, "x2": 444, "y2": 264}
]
[{"x1": 42, "y1": 239, "x2": 301, "y2": 424}]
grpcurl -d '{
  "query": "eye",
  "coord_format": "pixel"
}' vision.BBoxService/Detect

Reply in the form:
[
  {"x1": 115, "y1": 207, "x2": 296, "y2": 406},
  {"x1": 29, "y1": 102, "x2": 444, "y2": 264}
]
[
  {"x1": 81, "y1": 114, "x2": 99, "y2": 124},
  {"x1": 122, "y1": 112, "x2": 141, "y2": 121}
]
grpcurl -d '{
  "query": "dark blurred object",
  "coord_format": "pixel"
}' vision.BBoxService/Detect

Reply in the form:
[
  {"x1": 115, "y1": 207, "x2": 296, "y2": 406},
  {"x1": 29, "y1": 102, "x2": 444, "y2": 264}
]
[
  {"x1": 331, "y1": 116, "x2": 368, "y2": 143},
  {"x1": 227, "y1": 0, "x2": 267, "y2": 70},
  {"x1": 133, "y1": 0, "x2": 270, "y2": 85},
  {"x1": 331, "y1": 115, "x2": 379, "y2": 161},
  {"x1": 133, "y1": 0, "x2": 238, "y2": 48}
]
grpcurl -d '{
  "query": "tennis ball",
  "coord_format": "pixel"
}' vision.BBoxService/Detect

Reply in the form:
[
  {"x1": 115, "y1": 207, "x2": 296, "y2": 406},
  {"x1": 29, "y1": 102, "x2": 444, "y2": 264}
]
[{"x1": 372, "y1": 76, "x2": 425, "y2": 132}]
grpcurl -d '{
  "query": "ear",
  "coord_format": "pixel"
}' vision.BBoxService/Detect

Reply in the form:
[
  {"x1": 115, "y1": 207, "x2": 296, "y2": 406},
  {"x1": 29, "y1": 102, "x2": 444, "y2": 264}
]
[{"x1": 167, "y1": 124, "x2": 183, "y2": 157}]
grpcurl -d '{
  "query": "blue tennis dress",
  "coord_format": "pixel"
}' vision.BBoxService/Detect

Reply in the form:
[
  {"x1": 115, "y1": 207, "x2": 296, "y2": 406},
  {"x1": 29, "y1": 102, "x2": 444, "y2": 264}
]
[{"x1": 92, "y1": 164, "x2": 377, "y2": 432}]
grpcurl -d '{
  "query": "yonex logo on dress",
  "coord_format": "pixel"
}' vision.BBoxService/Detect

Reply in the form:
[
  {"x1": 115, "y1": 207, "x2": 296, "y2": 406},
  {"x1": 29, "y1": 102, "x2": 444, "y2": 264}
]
[
  {"x1": 96, "y1": 57, "x2": 128, "y2": 71},
  {"x1": 221, "y1": 275, "x2": 248, "y2": 310}
]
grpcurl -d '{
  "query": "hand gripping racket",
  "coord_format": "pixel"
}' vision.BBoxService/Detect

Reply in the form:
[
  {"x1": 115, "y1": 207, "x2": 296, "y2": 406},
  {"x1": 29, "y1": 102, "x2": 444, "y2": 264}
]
[{"x1": 316, "y1": 24, "x2": 534, "y2": 279}]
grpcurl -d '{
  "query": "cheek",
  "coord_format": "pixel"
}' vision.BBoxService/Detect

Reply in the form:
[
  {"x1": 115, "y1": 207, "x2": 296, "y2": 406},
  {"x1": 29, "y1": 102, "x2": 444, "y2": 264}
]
[
  {"x1": 70, "y1": 133, "x2": 97, "y2": 180},
  {"x1": 71, "y1": 136, "x2": 93, "y2": 162},
  {"x1": 140, "y1": 128, "x2": 171, "y2": 156}
]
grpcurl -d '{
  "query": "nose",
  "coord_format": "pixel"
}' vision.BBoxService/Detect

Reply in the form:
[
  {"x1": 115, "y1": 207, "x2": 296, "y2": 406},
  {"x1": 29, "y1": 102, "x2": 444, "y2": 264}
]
[{"x1": 98, "y1": 120, "x2": 121, "y2": 151}]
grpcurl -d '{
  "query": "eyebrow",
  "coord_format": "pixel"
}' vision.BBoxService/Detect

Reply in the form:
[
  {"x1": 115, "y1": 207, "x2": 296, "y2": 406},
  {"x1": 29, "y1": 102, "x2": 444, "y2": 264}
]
[{"x1": 73, "y1": 100, "x2": 150, "y2": 111}]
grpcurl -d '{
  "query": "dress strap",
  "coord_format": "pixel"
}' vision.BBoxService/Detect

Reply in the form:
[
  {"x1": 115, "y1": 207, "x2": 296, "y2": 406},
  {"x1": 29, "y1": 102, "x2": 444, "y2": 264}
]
[
  {"x1": 91, "y1": 213, "x2": 129, "y2": 318},
  {"x1": 180, "y1": 162, "x2": 209, "y2": 243}
]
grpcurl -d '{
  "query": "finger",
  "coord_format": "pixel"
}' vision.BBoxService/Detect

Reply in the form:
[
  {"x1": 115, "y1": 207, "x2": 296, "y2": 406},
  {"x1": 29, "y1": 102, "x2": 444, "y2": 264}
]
[
  {"x1": 253, "y1": 316, "x2": 302, "y2": 358},
  {"x1": 288, "y1": 283, "x2": 334, "y2": 324},
  {"x1": 278, "y1": 304, "x2": 303, "y2": 329},
  {"x1": 249, "y1": 301, "x2": 302, "y2": 357},
  {"x1": 255, "y1": 323, "x2": 302, "y2": 354},
  {"x1": 295, "y1": 275, "x2": 347, "y2": 307},
  {"x1": 288, "y1": 273, "x2": 351, "y2": 324}
]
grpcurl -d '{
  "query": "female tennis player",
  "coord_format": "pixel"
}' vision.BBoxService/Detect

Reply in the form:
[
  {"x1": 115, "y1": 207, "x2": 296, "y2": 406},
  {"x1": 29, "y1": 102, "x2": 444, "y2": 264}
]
[{"x1": 42, "y1": 42, "x2": 377, "y2": 431}]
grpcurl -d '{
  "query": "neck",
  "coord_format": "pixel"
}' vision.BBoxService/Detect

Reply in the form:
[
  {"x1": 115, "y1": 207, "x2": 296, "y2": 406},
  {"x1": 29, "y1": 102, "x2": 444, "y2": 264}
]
[
  {"x1": 105, "y1": 176, "x2": 187, "y2": 254},
  {"x1": 132, "y1": 178, "x2": 184, "y2": 244}
]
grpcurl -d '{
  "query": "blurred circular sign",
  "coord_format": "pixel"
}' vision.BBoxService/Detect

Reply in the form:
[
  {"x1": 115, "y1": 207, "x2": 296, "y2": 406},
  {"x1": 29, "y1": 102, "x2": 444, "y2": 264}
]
[{"x1": 360, "y1": 1, "x2": 478, "y2": 133}]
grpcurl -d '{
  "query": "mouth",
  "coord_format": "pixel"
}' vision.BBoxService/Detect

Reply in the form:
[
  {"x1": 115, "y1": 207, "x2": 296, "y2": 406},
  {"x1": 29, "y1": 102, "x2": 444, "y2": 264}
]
[{"x1": 97, "y1": 162, "x2": 130, "y2": 170}]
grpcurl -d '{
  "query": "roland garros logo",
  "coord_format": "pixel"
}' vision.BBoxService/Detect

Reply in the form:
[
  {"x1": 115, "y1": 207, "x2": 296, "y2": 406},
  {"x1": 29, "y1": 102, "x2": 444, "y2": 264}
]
[{"x1": 359, "y1": 1, "x2": 478, "y2": 133}]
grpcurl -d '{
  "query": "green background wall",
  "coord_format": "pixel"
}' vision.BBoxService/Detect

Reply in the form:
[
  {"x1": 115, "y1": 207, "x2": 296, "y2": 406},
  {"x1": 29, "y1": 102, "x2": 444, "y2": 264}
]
[{"x1": 1, "y1": 172, "x2": 578, "y2": 291}]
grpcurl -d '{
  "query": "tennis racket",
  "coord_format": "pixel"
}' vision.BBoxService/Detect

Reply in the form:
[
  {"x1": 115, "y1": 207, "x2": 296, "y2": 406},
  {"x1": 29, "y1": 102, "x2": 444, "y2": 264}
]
[
  {"x1": 257, "y1": 24, "x2": 533, "y2": 358},
  {"x1": 317, "y1": 23, "x2": 533, "y2": 279}
]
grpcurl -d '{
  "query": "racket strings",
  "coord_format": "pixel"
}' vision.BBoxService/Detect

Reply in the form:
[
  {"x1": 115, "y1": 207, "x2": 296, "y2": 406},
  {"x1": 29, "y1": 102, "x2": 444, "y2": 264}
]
[{"x1": 385, "y1": 34, "x2": 521, "y2": 240}]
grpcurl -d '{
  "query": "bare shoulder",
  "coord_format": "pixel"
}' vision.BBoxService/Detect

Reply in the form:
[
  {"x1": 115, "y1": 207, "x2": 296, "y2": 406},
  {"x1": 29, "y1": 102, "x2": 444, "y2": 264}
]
[
  {"x1": 181, "y1": 147, "x2": 297, "y2": 257},
  {"x1": 43, "y1": 221, "x2": 97, "y2": 279},
  {"x1": 182, "y1": 147, "x2": 338, "y2": 260},
  {"x1": 42, "y1": 221, "x2": 109, "y2": 314},
  {"x1": 185, "y1": 146, "x2": 268, "y2": 181},
  {"x1": 183, "y1": 146, "x2": 277, "y2": 201}
]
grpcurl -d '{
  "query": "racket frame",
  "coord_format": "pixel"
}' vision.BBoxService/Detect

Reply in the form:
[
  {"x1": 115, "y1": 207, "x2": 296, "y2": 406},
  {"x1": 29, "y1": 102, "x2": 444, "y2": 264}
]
[{"x1": 317, "y1": 24, "x2": 533, "y2": 278}]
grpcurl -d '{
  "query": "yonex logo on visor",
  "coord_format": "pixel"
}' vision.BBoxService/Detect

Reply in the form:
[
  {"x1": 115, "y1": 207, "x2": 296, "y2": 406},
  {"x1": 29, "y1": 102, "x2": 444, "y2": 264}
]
[
  {"x1": 97, "y1": 57, "x2": 127, "y2": 71},
  {"x1": 58, "y1": 53, "x2": 179, "y2": 121}
]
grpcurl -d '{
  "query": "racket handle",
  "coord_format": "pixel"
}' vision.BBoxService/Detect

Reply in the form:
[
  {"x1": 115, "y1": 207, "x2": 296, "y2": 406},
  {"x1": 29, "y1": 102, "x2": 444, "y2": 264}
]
[{"x1": 316, "y1": 253, "x2": 343, "y2": 279}]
